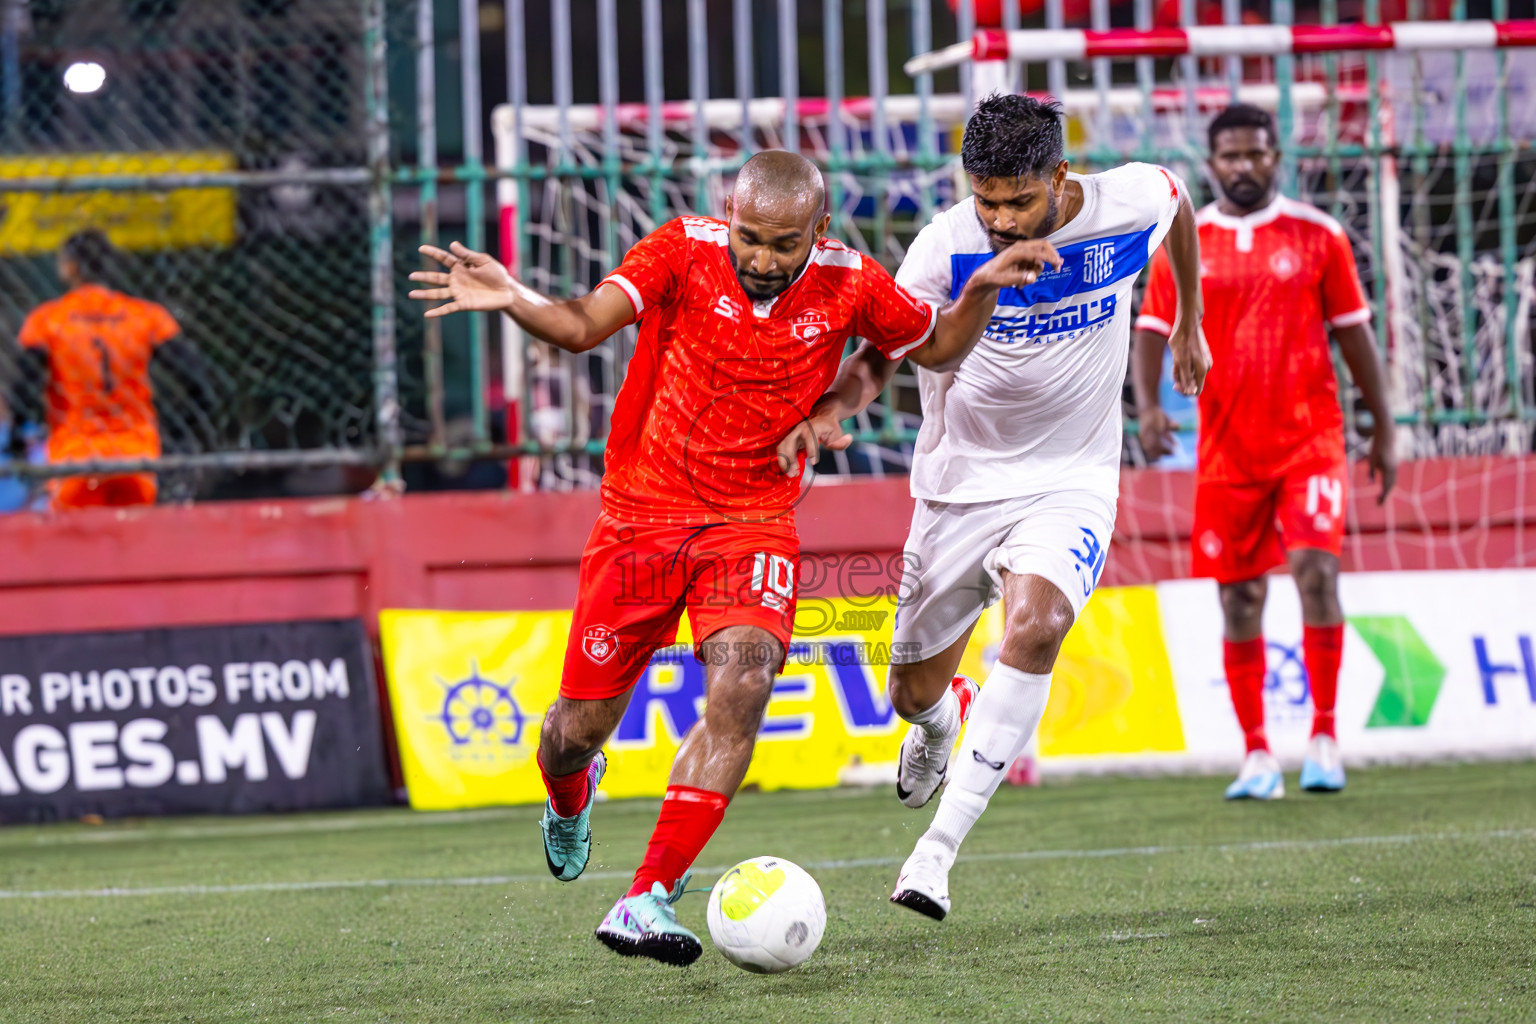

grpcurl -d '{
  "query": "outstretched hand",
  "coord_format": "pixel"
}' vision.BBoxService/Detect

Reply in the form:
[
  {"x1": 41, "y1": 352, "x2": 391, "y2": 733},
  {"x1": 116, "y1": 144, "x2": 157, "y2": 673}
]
[{"x1": 408, "y1": 241, "x2": 518, "y2": 318}]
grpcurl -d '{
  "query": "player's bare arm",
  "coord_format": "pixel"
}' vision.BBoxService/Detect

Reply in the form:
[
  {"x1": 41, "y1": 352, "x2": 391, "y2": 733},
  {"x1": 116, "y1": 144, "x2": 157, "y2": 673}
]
[
  {"x1": 907, "y1": 238, "x2": 1064, "y2": 373},
  {"x1": 1133, "y1": 196, "x2": 1207, "y2": 459},
  {"x1": 409, "y1": 240, "x2": 633, "y2": 352},
  {"x1": 1333, "y1": 321, "x2": 1398, "y2": 503},
  {"x1": 1163, "y1": 196, "x2": 1210, "y2": 396}
]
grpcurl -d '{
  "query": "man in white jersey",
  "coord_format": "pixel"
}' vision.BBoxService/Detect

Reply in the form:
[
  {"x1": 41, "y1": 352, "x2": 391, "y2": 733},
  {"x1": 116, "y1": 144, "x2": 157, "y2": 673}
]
[{"x1": 882, "y1": 94, "x2": 1208, "y2": 919}]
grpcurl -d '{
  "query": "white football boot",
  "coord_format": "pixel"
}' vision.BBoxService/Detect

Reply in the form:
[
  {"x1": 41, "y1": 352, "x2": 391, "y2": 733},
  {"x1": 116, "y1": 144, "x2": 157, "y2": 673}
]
[
  {"x1": 890, "y1": 842, "x2": 953, "y2": 921},
  {"x1": 895, "y1": 675, "x2": 979, "y2": 809},
  {"x1": 1223, "y1": 749, "x2": 1285, "y2": 800},
  {"x1": 1300, "y1": 733, "x2": 1346, "y2": 792}
]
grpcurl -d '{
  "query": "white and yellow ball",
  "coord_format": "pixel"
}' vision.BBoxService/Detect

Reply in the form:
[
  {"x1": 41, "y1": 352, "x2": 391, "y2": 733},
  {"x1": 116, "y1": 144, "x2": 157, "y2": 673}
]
[{"x1": 705, "y1": 856, "x2": 826, "y2": 973}]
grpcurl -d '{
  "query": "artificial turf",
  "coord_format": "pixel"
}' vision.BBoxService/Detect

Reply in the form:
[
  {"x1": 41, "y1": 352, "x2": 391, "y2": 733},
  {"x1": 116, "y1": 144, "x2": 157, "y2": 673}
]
[{"x1": 2, "y1": 760, "x2": 1533, "y2": 1022}]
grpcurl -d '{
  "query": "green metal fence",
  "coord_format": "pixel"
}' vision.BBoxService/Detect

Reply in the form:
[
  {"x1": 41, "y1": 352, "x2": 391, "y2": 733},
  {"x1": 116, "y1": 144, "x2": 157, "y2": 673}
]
[
  {"x1": 1, "y1": 0, "x2": 1531, "y2": 506},
  {"x1": 0, "y1": 0, "x2": 396, "y2": 503},
  {"x1": 487, "y1": 0, "x2": 1536, "y2": 492}
]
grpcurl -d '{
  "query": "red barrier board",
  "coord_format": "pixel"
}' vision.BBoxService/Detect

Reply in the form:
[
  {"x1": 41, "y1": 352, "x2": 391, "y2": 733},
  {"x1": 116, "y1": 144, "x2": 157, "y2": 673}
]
[{"x1": 0, "y1": 457, "x2": 1532, "y2": 639}]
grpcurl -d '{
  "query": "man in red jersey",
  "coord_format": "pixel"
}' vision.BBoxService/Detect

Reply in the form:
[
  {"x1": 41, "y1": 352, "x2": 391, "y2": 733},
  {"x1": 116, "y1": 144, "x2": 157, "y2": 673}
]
[
  {"x1": 410, "y1": 150, "x2": 1057, "y2": 965},
  {"x1": 1133, "y1": 105, "x2": 1397, "y2": 800}
]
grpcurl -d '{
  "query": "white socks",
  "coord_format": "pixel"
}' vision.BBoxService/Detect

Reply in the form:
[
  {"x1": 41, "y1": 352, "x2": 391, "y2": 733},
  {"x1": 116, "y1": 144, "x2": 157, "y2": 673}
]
[
  {"x1": 919, "y1": 663, "x2": 1052, "y2": 864},
  {"x1": 900, "y1": 685, "x2": 961, "y2": 742}
]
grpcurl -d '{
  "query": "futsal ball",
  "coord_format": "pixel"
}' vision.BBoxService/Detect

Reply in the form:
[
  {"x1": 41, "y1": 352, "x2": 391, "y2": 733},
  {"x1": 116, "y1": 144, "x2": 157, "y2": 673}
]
[{"x1": 706, "y1": 856, "x2": 826, "y2": 973}]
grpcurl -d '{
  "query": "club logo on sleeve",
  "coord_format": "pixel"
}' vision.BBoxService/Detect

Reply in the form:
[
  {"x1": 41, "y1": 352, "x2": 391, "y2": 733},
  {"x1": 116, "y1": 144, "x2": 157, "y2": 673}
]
[{"x1": 583, "y1": 626, "x2": 620, "y2": 666}]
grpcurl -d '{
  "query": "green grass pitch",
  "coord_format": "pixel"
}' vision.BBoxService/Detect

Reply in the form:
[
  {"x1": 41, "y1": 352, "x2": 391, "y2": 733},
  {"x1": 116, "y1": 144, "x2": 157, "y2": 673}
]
[{"x1": 2, "y1": 761, "x2": 1534, "y2": 1023}]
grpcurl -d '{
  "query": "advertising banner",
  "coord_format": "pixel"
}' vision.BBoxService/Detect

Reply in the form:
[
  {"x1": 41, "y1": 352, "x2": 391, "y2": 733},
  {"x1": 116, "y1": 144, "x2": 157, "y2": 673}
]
[
  {"x1": 379, "y1": 590, "x2": 1190, "y2": 809},
  {"x1": 0, "y1": 620, "x2": 389, "y2": 822},
  {"x1": 381, "y1": 567, "x2": 1536, "y2": 808},
  {"x1": 0, "y1": 151, "x2": 238, "y2": 255},
  {"x1": 1159, "y1": 568, "x2": 1536, "y2": 772}
]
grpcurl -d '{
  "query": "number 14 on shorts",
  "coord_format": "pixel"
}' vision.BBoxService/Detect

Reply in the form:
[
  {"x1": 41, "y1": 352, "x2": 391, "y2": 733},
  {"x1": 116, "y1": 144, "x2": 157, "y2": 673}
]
[{"x1": 1305, "y1": 473, "x2": 1342, "y2": 530}]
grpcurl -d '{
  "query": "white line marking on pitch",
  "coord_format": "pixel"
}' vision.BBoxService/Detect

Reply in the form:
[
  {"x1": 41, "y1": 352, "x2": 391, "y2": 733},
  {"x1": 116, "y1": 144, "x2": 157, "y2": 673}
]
[
  {"x1": 1, "y1": 828, "x2": 1530, "y2": 901},
  {"x1": 3, "y1": 787, "x2": 875, "y2": 850},
  {"x1": 3, "y1": 808, "x2": 539, "y2": 847}
]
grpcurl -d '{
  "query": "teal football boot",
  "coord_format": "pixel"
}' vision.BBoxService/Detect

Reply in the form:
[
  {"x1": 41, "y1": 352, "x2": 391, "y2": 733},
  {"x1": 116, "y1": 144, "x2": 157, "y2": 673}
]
[
  {"x1": 539, "y1": 751, "x2": 607, "y2": 881},
  {"x1": 594, "y1": 872, "x2": 702, "y2": 966}
]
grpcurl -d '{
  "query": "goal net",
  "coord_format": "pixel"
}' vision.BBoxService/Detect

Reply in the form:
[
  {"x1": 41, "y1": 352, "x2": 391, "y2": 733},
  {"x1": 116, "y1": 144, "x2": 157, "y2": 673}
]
[{"x1": 491, "y1": 37, "x2": 1536, "y2": 493}]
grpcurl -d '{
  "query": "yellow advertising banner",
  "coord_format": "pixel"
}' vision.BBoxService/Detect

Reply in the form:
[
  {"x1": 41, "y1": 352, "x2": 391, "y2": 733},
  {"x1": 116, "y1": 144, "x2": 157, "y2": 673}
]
[
  {"x1": 379, "y1": 587, "x2": 1186, "y2": 811},
  {"x1": 960, "y1": 586, "x2": 1186, "y2": 759},
  {"x1": 0, "y1": 151, "x2": 237, "y2": 255}
]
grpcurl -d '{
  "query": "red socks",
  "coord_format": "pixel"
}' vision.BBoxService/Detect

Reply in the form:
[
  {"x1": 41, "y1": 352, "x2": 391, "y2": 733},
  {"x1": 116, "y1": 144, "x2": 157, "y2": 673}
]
[
  {"x1": 539, "y1": 755, "x2": 590, "y2": 818},
  {"x1": 1224, "y1": 636, "x2": 1269, "y2": 753},
  {"x1": 626, "y1": 786, "x2": 730, "y2": 898},
  {"x1": 1305, "y1": 623, "x2": 1345, "y2": 738}
]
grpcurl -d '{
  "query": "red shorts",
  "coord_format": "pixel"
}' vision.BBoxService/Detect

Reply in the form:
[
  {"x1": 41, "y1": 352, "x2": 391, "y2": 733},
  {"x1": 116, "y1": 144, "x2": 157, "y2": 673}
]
[
  {"x1": 1191, "y1": 457, "x2": 1347, "y2": 584},
  {"x1": 51, "y1": 473, "x2": 157, "y2": 510},
  {"x1": 559, "y1": 512, "x2": 800, "y2": 701}
]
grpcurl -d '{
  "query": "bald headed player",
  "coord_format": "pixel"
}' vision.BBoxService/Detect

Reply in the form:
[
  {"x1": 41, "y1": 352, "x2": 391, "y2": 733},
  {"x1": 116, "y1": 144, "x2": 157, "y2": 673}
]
[{"x1": 411, "y1": 150, "x2": 1050, "y2": 965}]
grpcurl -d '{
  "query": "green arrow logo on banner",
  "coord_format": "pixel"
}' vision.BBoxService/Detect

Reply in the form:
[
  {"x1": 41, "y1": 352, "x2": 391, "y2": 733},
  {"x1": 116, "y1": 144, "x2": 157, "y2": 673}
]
[{"x1": 1348, "y1": 615, "x2": 1447, "y2": 728}]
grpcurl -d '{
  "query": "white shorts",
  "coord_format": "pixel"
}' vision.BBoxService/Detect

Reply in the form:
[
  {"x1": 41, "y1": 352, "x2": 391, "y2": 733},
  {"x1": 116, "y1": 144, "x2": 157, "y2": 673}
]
[{"x1": 890, "y1": 490, "x2": 1118, "y2": 664}]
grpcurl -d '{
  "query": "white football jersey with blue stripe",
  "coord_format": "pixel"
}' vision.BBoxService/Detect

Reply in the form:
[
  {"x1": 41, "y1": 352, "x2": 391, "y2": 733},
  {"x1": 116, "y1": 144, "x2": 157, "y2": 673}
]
[{"x1": 895, "y1": 162, "x2": 1183, "y2": 503}]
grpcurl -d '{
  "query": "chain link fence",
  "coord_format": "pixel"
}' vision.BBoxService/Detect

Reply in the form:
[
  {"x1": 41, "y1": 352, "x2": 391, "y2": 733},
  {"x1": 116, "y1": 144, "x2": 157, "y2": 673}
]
[
  {"x1": 4, "y1": 1, "x2": 1533, "y2": 511},
  {"x1": 0, "y1": 0, "x2": 390, "y2": 507}
]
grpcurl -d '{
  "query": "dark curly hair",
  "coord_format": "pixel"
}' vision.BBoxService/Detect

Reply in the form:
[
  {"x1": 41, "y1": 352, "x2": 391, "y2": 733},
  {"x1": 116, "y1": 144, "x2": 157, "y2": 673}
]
[
  {"x1": 960, "y1": 93, "x2": 1065, "y2": 183},
  {"x1": 1207, "y1": 103, "x2": 1277, "y2": 152}
]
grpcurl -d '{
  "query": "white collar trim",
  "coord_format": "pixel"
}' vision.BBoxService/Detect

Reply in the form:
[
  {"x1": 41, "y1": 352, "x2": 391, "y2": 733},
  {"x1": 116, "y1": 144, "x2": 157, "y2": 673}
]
[{"x1": 1203, "y1": 196, "x2": 1285, "y2": 253}]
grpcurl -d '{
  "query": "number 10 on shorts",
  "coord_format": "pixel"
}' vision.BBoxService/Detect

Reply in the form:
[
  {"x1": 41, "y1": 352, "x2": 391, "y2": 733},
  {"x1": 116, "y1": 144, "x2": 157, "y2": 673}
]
[{"x1": 750, "y1": 552, "x2": 796, "y2": 612}]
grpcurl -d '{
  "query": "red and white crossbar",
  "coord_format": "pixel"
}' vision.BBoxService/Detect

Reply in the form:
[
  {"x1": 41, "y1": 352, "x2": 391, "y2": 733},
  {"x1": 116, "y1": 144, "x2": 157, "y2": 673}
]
[{"x1": 905, "y1": 20, "x2": 1536, "y2": 75}]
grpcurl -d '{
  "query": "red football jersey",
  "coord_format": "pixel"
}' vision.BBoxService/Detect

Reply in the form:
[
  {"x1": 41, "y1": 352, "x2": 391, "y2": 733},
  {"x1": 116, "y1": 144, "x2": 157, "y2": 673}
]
[
  {"x1": 599, "y1": 216, "x2": 936, "y2": 525},
  {"x1": 1136, "y1": 197, "x2": 1372, "y2": 484}
]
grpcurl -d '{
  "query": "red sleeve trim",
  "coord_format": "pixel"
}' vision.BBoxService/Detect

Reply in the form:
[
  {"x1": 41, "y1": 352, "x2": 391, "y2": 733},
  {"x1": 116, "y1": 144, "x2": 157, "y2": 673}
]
[
  {"x1": 1134, "y1": 314, "x2": 1173, "y2": 337},
  {"x1": 1158, "y1": 167, "x2": 1180, "y2": 201}
]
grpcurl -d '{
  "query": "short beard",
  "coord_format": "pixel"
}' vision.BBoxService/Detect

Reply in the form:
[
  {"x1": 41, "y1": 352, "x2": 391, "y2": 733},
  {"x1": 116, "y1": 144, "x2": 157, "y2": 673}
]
[
  {"x1": 983, "y1": 188, "x2": 1059, "y2": 254},
  {"x1": 1223, "y1": 177, "x2": 1270, "y2": 210},
  {"x1": 729, "y1": 248, "x2": 805, "y2": 301}
]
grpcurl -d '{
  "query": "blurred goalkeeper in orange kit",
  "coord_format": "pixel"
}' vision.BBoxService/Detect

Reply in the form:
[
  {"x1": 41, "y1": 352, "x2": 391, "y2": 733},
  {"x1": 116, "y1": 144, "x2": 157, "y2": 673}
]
[{"x1": 10, "y1": 229, "x2": 188, "y2": 510}]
